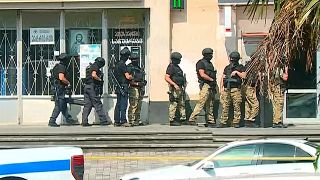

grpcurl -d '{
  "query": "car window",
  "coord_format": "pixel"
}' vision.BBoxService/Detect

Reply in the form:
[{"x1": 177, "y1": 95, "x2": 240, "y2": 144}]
[
  {"x1": 295, "y1": 147, "x2": 313, "y2": 163},
  {"x1": 213, "y1": 144, "x2": 258, "y2": 168},
  {"x1": 261, "y1": 143, "x2": 312, "y2": 164}
]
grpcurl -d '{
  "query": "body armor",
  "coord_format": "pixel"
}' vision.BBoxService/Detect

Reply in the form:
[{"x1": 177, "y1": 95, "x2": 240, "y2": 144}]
[
  {"x1": 197, "y1": 59, "x2": 216, "y2": 85},
  {"x1": 170, "y1": 63, "x2": 185, "y2": 86}
]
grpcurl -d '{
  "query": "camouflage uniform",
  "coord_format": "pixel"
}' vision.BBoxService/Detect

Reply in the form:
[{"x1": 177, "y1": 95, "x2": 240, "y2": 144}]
[
  {"x1": 219, "y1": 52, "x2": 245, "y2": 127},
  {"x1": 189, "y1": 83, "x2": 215, "y2": 124},
  {"x1": 270, "y1": 84, "x2": 285, "y2": 124},
  {"x1": 270, "y1": 66, "x2": 287, "y2": 125},
  {"x1": 168, "y1": 85, "x2": 186, "y2": 122},
  {"x1": 128, "y1": 87, "x2": 144, "y2": 125},
  {"x1": 127, "y1": 54, "x2": 147, "y2": 126},
  {"x1": 244, "y1": 85, "x2": 259, "y2": 121},
  {"x1": 220, "y1": 88, "x2": 242, "y2": 125},
  {"x1": 189, "y1": 48, "x2": 217, "y2": 126}
]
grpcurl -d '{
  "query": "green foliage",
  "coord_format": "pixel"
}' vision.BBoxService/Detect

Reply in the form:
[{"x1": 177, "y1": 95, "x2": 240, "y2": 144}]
[{"x1": 314, "y1": 146, "x2": 320, "y2": 171}]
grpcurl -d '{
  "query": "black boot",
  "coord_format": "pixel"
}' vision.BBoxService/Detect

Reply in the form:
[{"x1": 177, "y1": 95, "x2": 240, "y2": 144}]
[
  {"x1": 48, "y1": 122, "x2": 60, "y2": 127},
  {"x1": 170, "y1": 121, "x2": 181, "y2": 126}
]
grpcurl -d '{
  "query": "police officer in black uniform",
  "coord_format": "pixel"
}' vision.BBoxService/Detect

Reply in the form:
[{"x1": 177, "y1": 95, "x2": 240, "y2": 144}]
[
  {"x1": 114, "y1": 47, "x2": 133, "y2": 127},
  {"x1": 81, "y1": 57, "x2": 112, "y2": 127},
  {"x1": 48, "y1": 53, "x2": 78, "y2": 127}
]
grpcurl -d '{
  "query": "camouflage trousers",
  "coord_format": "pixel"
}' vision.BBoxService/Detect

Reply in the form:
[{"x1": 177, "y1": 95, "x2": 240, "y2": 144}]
[
  {"x1": 244, "y1": 86, "x2": 259, "y2": 121},
  {"x1": 168, "y1": 86, "x2": 186, "y2": 122},
  {"x1": 189, "y1": 83, "x2": 215, "y2": 124},
  {"x1": 128, "y1": 87, "x2": 143, "y2": 124},
  {"x1": 220, "y1": 88, "x2": 242, "y2": 125},
  {"x1": 270, "y1": 84, "x2": 285, "y2": 124}
]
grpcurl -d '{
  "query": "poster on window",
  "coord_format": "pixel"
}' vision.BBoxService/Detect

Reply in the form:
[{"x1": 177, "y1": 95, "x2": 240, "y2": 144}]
[
  {"x1": 69, "y1": 29, "x2": 89, "y2": 56},
  {"x1": 79, "y1": 44, "x2": 101, "y2": 78},
  {"x1": 30, "y1": 28, "x2": 55, "y2": 45}
]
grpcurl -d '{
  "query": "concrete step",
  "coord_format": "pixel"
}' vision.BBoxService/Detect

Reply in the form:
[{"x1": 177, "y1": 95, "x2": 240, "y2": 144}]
[{"x1": 1, "y1": 130, "x2": 320, "y2": 150}]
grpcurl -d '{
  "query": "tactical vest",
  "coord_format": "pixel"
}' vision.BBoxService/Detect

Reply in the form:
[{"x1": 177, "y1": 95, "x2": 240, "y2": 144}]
[
  {"x1": 114, "y1": 61, "x2": 128, "y2": 85},
  {"x1": 85, "y1": 62, "x2": 102, "y2": 85},
  {"x1": 196, "y1": 59, "x2": 216, "y2": 83},
  {"x1": 128, "y1": 64, "x2": 145, "y2": 82},
  {"x1": 169, "y1": 63, "x2": 185, "y2": 86},
  {"x1": 223, "y1": 63, "x2": 243, "y2": 88},
  {"x1": 50, "y1": 63, "x2": 64, "y2": 86}
]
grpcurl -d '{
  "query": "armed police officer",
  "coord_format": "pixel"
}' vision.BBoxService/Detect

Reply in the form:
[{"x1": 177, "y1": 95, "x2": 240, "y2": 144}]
[
  {"x1": 270, "y1": 58, "x2": 288, "y2": 128},
  {"x1": 114, "y1": 47, "x2": 133, "y2": 127},
  {"x1": 127, "y1": 53, "x2": 147, "y2": 126},
  {"x1": 243, "y1": 58, "x2": 260, "y2": 128},
  {"x1": 189, "y1": 48, "x2": 217, "y2": 128},
  {"x1": 165, "y1": 52, "x2": 187, "y2": 126},
  {"x1": 81, "y1": 57, "x2": 112, "y2": 127},
  {"x1": 219, "y1": 51, "x2": 246, "y2": 128},
  {"x1": 48, "y1": 53, "x2": 78, "y2": 127}
]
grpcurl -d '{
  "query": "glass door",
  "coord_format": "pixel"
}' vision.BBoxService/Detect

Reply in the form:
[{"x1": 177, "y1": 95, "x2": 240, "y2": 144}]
[{"x1": 284, "y1": 51, "x2": 319, "y2": 124}]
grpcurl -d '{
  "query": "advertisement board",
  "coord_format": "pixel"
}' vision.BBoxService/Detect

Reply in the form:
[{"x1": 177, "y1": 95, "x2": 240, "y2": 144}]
[{"x1": 79, "y1": 44, "x2": 101, "y2": 78}]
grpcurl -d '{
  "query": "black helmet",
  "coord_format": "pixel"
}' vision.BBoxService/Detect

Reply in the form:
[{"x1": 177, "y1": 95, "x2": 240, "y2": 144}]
[
  {"x1": 95, "y1": 57, "x2": 105, "y2": 68},
  {"x1": 120, "y1": 47, "x2": 131, "y2": 56},
  {"x1": 229, "y1": 51, "x2": 241, "y2": 61},
  {"x1": 170, "y1": 52, "x2": 182, "y2": 60},
  {"x1": 202, "y1": 48, "x2": 213, "y2": 56},
  {"x1": 130, "y1": 53, "x2": 140, "y2": 61},
  {"x1": 57, "y1": 53, "x2": 69, "y2": 62}
]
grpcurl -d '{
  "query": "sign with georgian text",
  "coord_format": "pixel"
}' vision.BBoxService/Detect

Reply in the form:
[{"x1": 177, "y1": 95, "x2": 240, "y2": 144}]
[{"x1": 30, "y1": 28, "x2": 55, "y2": 45}]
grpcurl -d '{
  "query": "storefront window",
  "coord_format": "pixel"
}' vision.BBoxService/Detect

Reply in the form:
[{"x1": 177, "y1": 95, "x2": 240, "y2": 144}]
[
  {"x1": 107, "y1": 9, "x2": 146, "y2": 95},
  {"x1": 22, "y1": 11, "x2": 60, "y2": 96},
  {"x1": 0, "y1": 11, "x2": 17, "y2": 96},
  {"x1": 286, "y1": 93, "x2": 317, "y2": 118},
  {"x1": 65, "y1": 11, "x2": 102, "y2": 95}
]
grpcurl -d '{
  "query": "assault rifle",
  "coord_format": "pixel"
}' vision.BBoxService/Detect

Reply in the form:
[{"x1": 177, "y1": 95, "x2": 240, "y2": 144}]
[{"x1": 50, "y1": 85, "x2": 85, "y2": 106}]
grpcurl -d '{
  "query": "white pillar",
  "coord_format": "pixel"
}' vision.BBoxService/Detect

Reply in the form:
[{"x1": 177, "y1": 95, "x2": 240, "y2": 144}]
[{"x1": 16, "y1": 10, "x2": 23, "y2": 125}]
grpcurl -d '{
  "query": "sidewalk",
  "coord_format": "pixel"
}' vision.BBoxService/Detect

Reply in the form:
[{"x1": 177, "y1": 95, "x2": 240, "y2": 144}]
[{"x1": 0, "y1": 123, "x2": 319, "y2": 135}]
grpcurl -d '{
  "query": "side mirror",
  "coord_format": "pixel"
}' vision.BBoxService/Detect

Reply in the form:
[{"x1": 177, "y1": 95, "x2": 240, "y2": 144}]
[{"x1": 202, "y1": 161, "x2": 215, "y2": 170}]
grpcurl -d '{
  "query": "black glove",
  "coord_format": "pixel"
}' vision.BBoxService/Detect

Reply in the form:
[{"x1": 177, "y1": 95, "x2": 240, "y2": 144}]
[{"x1": 208, "y1": 81, "x2": 216, "y2": 87}]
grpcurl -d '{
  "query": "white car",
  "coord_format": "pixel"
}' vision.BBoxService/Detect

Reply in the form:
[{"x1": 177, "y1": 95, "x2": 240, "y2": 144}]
[
  {"x1": 121, "y1": 139, "x2": 319, "y2": 180},
  {"x1": 0, "y1": 146, "x2": 84, "y2": 180}
]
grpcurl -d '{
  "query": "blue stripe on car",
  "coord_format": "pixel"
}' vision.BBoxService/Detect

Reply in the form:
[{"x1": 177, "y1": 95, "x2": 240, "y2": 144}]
[{"x1": 0, "y1": 160, "x2": 70, "y2": 175}]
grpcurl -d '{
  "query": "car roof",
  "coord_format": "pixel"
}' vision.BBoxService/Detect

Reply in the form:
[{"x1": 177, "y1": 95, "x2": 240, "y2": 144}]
[{"x1": 226, "y1": 138, "x2": 308, "y2": 146}]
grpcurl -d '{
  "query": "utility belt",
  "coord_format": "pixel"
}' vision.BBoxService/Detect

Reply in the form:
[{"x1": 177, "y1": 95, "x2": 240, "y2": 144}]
[
  {"x1": 199, "y1": 80, "x2": 216, "y2": 88},
  {"x1": 225, "y1": 87, "x2": 240, "y2": 90}
]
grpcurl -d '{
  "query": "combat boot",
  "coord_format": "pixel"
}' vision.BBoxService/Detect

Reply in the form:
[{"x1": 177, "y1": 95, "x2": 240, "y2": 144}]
[
  {"x1": 206, "y1": 123, "x2": 216, "y2": 128},
  {"x1": 66, "y1": 119, "x2": 79, "y2": 125},
  {"x1": 245, "y1": 120, "x2": 260, "y2": 128},
  {"x1": 170, "y1": 121, "x2": 181, "y2": 126},
  {"x1": 82, "y1": 123, "x2": 92, "y2": 127},
  {"x1": 188, "y1": 121, "x2": 197, "y2": 126},
  {"x1": 100, "y1": 121, "x2": 112, "y2": 126},
  {"x1": 48, "y1": 122, "x2": 60, "y2": 127},
  {"x1": 216, "y1": 124, "x2": 228, "y2": 128},
  {"x1": 233, "y1": 123, "x2": 240, "y2": 128},
  {"x1": 272, "y1": 122, "x2": 287, "y2": 128}
]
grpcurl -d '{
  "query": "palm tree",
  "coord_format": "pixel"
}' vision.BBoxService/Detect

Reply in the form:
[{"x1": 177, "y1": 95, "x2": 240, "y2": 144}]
[
  {"x1": 244, "y1": 0, "x2": 320, "y2": 170},
  {"x1": 244, "y1": 0, "x2": 319, "y2": 87}
]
